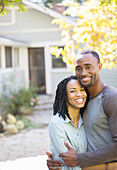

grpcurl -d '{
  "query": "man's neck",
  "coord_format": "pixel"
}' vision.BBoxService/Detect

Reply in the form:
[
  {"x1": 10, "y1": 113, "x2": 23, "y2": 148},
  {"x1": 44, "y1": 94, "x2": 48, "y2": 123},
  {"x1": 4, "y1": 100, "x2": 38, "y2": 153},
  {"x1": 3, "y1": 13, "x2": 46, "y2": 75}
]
[{"x1": 87, "y1": 81, "x2": 106, "y2": 98}]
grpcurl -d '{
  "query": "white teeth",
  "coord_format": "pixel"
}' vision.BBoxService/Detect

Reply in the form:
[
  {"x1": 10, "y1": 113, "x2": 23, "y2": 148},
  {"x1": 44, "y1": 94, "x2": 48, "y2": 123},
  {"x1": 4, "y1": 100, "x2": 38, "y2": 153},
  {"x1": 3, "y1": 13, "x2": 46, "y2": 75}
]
[
  {"x1": 83, "y1": 78, "x2": 89, "y2": 80},
  {"x1": 75, "y1": 99, "x2": 83, "y2": 102}
]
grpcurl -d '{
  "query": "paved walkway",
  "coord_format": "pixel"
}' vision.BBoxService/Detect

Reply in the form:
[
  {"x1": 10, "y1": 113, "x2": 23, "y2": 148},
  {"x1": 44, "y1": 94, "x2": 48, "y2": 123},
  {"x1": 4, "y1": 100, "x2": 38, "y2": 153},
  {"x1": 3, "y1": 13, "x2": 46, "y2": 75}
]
[
  {"x1": 0, "y1": 95, "x2": 53, "y2": 170},
  {"x1": 0, "y1": 128, "x2": 49, "y2": 169}
]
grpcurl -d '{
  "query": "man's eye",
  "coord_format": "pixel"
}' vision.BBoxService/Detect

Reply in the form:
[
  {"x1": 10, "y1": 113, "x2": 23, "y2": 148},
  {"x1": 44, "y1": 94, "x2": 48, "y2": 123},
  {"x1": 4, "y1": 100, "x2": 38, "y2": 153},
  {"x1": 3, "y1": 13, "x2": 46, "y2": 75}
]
[
  {"x1": 76, "y1": 67, "x2": 81, "y2": 71},
  {"x1": 86, "y1": 66, "x2": 91, "y2": 69}
]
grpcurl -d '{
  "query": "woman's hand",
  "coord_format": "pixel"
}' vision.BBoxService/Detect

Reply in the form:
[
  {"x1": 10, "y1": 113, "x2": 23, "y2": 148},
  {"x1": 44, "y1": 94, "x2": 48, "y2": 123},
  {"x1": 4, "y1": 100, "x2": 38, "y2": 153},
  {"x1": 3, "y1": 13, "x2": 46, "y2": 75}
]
[{"x1": 46, "y1": 152, "x2": 64, "y2": 170}]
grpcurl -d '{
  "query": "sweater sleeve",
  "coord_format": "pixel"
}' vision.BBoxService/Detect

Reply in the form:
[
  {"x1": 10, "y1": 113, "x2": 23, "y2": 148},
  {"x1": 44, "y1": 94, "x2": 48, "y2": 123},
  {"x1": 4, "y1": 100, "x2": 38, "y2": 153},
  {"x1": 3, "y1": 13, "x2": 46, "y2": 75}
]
[{"x1": 77, "y1": 88, "x2": 117, "y2": 168}]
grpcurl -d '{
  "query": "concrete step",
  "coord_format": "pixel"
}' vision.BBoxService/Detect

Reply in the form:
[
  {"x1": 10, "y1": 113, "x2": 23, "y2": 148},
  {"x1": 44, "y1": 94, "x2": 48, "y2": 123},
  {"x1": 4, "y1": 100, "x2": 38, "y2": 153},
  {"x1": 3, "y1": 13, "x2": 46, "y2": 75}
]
[
  {"x1": 37, "y1": 95, "x2": 54, "y2": 106},
  {"x1": 33, "y1": 95, "x2": 54, "y2": 111},
  {"x1": 28, "y1": 95, "x2": 54, "y2": 125},
  {"x1": 34, "y1": 104, "x2": 53, "y2": 111},
  {"x1": 28, "y1": 110, "x2": 53, "y2": 125}
]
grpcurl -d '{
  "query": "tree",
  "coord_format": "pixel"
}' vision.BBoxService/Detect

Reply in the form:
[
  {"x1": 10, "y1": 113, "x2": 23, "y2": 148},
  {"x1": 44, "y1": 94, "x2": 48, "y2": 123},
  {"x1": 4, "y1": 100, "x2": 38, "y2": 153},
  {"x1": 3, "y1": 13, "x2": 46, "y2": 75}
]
[
  {"x1": 51, "y1": 0, "x2": 117, "y2": 69},
  {"x1": 0, "y1": 0, "x2": 27, "y2": 15},
  {"x1": 100, "y1": 0, "x2": 117, "y2": 5}
]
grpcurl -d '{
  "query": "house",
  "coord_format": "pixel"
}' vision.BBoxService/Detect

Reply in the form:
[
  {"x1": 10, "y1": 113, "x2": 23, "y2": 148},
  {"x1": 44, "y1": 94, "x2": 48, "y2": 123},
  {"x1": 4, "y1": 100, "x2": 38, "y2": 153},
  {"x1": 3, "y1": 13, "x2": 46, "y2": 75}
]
[{"x1": 0, "y1": 0, "x2": 117, "y2": 96}]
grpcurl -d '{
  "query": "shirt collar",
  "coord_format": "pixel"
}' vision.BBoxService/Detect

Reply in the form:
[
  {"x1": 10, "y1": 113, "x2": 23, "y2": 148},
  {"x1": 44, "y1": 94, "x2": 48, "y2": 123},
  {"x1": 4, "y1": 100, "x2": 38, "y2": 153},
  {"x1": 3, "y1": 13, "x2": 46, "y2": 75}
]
[
  {"x1": 78, "y1": 114, "x2": 83, "y2": 128},
  {"x1": 59, "y1": 113, "x2": 83, "y2": 127}
]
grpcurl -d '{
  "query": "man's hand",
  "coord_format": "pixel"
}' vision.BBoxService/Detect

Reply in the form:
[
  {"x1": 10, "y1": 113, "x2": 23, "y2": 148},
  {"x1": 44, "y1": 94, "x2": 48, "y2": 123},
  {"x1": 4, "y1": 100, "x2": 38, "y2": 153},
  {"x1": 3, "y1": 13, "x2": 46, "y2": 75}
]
[
  {"x1": 46, "y1": 152, "x2": 64, "y2": 170},
  {"x1": 59, "y1": 141, "x2": 79, "y2": 167}
]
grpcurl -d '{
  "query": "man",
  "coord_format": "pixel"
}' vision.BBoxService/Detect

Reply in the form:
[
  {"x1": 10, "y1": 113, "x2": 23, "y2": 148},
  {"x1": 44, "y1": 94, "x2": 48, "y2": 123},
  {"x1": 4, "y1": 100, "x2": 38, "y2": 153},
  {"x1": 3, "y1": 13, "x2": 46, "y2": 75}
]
[{"x1": 47, "y1": 50, "x2": 117, "y2": 170}]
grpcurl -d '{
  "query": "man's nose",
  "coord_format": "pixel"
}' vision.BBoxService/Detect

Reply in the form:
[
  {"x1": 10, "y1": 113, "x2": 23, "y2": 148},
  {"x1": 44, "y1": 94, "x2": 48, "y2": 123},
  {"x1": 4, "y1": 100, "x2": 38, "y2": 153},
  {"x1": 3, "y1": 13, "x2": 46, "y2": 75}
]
[{"x1": 81, "y1": 69, "x2": 87, "y2": 76}]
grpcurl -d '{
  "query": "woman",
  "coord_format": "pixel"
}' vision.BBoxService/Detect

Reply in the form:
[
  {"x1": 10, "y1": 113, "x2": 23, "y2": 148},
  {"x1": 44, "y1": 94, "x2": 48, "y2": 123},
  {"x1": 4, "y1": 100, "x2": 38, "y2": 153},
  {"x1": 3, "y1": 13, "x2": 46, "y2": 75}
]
[{"x1": 49, "y1": 75, "x2": 89, "y2": 170}]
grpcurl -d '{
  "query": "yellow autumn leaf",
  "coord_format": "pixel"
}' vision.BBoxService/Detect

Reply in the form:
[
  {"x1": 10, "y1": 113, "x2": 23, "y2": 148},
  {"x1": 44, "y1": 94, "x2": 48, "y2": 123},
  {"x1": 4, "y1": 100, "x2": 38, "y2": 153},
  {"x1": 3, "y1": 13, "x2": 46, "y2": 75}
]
[{"x1": 50, "y1": 0, "x2": 117, "y2": 69}]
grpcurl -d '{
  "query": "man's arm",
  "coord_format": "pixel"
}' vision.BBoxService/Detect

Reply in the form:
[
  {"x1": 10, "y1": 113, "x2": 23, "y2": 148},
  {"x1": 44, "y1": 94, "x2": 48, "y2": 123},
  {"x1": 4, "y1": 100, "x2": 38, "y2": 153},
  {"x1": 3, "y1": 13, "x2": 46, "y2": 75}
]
[
  {"x1": 59, "y1": 141, "x2": 79, "y2": 167},
  {"x1": 59, "y1": 92, "x2": 117, "y2": 168},
  {"x1": 46, "y1": 152, "x2": 63, "y2": 170},
  {"x1": 77, "y1": 92, "x2": 117, "y2": 168}
]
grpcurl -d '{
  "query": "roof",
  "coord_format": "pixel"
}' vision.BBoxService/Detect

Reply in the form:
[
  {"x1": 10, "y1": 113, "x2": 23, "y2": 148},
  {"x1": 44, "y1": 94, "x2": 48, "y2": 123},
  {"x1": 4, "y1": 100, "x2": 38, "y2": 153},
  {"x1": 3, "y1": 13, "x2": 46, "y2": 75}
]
[
  {"x1": 0, "y1": 36, "x2": 29, "y2": 46},
  {"x1": 22, "y1": 0, "x2": 77, "y2": 26}
]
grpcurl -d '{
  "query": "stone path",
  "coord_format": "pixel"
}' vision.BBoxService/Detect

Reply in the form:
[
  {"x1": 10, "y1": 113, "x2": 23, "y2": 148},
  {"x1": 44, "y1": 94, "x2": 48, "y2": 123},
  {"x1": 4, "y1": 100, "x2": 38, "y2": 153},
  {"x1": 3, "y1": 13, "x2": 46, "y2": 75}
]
[{"x1": 0, "y1": 95, "x2": 54, "y2": 170}]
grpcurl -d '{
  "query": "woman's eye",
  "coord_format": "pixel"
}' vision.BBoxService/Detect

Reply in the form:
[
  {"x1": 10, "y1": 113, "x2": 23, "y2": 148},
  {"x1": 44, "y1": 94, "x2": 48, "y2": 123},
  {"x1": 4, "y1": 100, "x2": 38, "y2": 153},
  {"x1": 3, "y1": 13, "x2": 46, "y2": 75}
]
[
  {"x1": 70, "y1": 90, "x2": 75, "y2": 93},
  {"x1": 81, "y1": 88, "x2": 85, "y2": 91}
]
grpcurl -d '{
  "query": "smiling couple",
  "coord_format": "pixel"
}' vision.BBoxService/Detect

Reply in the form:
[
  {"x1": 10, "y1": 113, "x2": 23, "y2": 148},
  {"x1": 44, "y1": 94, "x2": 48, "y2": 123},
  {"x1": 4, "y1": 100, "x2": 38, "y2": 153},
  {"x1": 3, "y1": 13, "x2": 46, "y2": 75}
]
[{"x1": 47, "y1": 49, "x2": 117, "y2": 170}]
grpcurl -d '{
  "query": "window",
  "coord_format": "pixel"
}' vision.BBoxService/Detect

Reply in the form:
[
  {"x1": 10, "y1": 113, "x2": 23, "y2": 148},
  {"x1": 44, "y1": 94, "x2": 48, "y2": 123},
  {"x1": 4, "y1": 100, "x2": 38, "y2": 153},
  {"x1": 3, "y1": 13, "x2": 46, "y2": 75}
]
[
  {"x1": 0, "y1": 10, "x2": 15, "y2": 26},
  {"x1": 52, "y1": 47, "x2": 66, "y2": 68},
  {"x1": 14, "y1": 48, "x2": 19, "y2": 67},
  {"x1": 5, "y1": 46, "x2": 12, "y2": 67}
]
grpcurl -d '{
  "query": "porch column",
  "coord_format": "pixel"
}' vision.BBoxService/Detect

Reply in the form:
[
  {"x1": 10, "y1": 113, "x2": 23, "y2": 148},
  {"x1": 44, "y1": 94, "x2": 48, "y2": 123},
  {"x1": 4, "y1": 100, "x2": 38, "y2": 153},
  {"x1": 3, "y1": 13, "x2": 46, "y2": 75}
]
[
  {"x1": 44, "y1": 45, "x2": 52, "y2": 94},
  {"x1": 19, "y1": 47, "x2": 29, "y2": 88},
  {"x1": 1, "y1": 46, "x2": 6, "y2": 68}
]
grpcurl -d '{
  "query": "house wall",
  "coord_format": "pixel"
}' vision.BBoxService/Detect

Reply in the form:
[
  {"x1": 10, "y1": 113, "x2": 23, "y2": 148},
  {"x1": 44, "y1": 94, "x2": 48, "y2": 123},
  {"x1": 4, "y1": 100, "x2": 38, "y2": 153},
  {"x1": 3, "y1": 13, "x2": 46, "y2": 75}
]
[
  {"x1": 0, "y1": 68, "x2": 25, "y2": 97},
  {"x1": 51, "y1": 68, "x2": 117, "y2": 95},
  {"x1": 0, "y1": 9, "x2": 61, "y2": 43},
  {"x1": 101, "y1": 69, "x2": 117, "y2": 88},
  {"x1": 51, "y1": 70, "x2": 73, "y2": 95},
  {"x1": 0, "y1": 8, "x2": 65, "y2": 94}
]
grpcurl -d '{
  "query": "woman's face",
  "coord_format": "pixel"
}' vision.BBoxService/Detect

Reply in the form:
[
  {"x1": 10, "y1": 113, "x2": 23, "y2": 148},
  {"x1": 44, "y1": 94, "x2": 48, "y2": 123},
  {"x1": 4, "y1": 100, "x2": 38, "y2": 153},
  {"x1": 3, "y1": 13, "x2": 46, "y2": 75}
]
[{"x1": 66, "y1": 79, "x2": 87, "y2": 109}]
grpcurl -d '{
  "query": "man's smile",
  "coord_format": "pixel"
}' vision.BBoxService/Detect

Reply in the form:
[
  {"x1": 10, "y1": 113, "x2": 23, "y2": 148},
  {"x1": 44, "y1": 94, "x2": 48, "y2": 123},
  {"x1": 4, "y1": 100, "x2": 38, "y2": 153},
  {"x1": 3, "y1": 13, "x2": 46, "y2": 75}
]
[{"x1": 80, "y1": 77, "x2": 91, "y2": 83}]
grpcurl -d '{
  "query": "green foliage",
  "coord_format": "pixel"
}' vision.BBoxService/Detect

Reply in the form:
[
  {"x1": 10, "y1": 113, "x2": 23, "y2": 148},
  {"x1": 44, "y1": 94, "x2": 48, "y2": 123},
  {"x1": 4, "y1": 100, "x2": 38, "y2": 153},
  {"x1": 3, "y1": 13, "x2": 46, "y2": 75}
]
[
  {"x1": 0, "y1": 0, "x2": 27, "y2": 15},
  {"x1": 16, "y1": 115, "x2": 33, "y2": 129},
  {"x1": 0, "y1": 87, "x2": 38, "y2": 116},
  {"x1": 17, "y1": 87, "x2": 38, "y2": 107},
  {"x1": 100, "y1": 0, "x2": 117, "y2": 5},
  {"x1": 16, "y1": 115, "x2": 45, "y2": 129}
]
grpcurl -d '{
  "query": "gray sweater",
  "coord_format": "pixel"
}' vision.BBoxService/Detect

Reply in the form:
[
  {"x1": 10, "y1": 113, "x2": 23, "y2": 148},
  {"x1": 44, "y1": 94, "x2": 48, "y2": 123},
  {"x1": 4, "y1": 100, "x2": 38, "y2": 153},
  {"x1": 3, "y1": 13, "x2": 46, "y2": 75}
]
[{"x1": 78, "y1": 85, "x2": 117, "y2": 167}]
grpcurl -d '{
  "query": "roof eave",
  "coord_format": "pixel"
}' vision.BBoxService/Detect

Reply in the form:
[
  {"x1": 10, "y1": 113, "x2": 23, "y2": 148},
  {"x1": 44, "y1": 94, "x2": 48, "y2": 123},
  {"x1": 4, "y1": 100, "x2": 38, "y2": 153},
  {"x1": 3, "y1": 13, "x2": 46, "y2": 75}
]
[
  {"x1": 22, "y1": 0, "x2": 77, "y2": 26},
  {"x1": 0, "y1": 36, "x2": 29, "y2": 47}
]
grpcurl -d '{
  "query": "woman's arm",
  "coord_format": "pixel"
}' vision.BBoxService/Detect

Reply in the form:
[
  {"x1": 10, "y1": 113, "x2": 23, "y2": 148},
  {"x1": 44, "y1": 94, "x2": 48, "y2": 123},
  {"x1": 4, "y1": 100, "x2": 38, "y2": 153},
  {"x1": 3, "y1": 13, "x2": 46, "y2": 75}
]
[{"x1": 49, "y1": 118, "x2": 73, "y2": 156}]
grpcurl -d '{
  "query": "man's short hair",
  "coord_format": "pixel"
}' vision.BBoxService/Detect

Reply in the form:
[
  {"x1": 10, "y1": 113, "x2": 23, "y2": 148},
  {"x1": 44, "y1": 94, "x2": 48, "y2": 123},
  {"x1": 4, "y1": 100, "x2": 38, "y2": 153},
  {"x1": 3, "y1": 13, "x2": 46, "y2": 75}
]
[{"x1": 80, "y1": 49, "x2": 100, "y2": 63}]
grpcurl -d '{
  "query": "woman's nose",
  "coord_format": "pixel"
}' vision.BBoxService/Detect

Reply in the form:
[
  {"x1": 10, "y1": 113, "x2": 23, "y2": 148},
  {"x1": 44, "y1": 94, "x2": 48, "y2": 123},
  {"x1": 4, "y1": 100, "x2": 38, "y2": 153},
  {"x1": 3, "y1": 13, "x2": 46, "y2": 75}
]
[{"x1": 76, "y1": 91, "x2": 82, "y2": 96}]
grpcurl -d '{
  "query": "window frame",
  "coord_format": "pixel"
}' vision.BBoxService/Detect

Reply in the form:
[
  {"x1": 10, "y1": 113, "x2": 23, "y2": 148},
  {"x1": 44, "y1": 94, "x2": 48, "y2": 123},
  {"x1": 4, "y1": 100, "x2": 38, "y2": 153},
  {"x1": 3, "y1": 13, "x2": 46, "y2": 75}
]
[
  {"x1": 5, "y1": 46, "x2": 13, "y2": 68},
  {"x1": 51, "y1": 46, "x2": 67, "y2": 69}
]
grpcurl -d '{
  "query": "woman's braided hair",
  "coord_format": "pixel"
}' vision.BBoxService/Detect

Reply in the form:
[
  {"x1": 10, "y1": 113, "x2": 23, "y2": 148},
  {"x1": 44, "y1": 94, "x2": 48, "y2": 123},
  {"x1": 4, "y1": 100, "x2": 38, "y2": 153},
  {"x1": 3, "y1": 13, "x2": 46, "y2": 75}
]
[{"x1": 53, "y1": 75, "x2": 89, "y2": 120}]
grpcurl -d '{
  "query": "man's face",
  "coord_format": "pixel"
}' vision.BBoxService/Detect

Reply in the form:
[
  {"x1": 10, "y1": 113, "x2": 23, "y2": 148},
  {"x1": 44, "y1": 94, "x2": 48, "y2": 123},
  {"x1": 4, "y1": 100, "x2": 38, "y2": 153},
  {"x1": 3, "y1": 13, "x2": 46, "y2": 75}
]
[{"x1": 75, "y1": 53, "x2": 102, "y2": 88}]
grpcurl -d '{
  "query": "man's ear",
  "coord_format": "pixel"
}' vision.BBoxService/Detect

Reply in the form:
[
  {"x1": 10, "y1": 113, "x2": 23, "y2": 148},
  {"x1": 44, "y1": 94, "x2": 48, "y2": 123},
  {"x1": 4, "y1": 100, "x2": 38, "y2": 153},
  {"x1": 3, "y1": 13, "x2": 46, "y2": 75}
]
[{"x1": 98, "y1": 63, "x2": 102, "y2": 71}]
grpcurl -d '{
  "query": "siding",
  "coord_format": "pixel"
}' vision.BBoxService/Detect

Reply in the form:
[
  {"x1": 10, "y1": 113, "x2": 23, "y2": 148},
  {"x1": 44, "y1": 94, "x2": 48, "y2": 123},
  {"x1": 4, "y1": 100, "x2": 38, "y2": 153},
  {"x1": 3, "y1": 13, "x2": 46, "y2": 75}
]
[
  {"x1": 0, "y1": 9, "x2": 61, "y2": 43},
  {"x1": 0, "y1": 68, "x2": 25, "y2": 97},
  {"x1": 101, "y1": 68, "x2": 117, "y2": 88}
]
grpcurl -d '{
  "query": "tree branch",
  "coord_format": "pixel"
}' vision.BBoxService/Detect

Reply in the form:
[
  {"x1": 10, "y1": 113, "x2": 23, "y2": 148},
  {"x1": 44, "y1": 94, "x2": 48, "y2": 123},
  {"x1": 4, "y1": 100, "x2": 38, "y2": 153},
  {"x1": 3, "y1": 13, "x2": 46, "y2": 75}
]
[{"x1": 0, "y1": 2, "x2": 5, "y2": 14}]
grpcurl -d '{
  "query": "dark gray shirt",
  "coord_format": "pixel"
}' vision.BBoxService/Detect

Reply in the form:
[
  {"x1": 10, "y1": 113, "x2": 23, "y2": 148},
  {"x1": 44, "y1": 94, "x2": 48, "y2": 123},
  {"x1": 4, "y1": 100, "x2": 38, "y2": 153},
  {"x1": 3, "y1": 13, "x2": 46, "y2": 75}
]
[{"x1": 78, "y1": 85, "x2": 117, "y2": 167}]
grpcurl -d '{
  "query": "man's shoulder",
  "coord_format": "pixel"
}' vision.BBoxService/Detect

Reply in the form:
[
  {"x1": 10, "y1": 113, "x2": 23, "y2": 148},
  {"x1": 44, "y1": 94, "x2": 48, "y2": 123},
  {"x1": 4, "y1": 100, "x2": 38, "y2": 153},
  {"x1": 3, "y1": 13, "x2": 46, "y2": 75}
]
[
  {"x1": 104, "y1": 85, "x2": 117, "y2": 91},
  {"x1": 102, "y1": 85, "x2": 117, "y2": 115},
  {"x1": 103, "y1": 85, "x2": 117, "y2": 98},
  {"x1": 102, "y1": 85, "x2": 117, "y2": 108}
]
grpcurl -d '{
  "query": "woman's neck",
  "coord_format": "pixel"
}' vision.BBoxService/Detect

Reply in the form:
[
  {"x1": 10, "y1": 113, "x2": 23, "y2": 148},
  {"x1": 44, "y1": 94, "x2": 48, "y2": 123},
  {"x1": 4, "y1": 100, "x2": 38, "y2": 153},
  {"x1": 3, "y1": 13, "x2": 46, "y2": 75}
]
[{"x1": 68, "y1": 106, "x2": 80, "y2": 128}]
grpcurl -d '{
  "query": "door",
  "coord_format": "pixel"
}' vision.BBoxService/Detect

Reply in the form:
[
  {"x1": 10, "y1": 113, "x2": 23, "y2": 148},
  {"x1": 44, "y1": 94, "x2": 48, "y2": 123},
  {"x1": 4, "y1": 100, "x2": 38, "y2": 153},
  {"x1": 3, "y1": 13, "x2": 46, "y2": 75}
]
[{"x1": 28, "y1": 48, "x2": 46, "y2": 94}]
